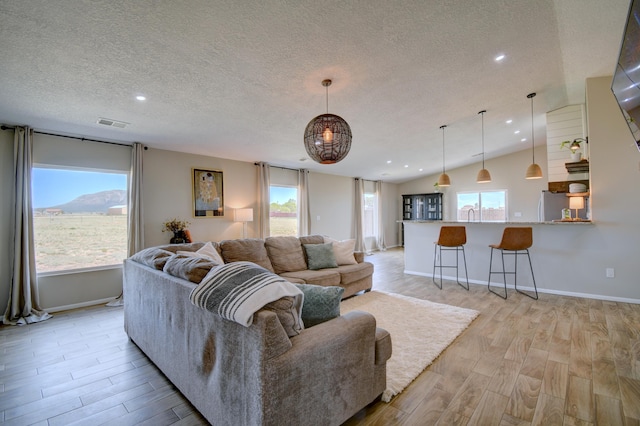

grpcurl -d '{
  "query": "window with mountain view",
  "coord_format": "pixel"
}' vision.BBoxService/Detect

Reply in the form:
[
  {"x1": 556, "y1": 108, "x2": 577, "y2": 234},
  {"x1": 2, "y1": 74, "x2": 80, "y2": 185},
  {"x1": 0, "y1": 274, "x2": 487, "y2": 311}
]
[{"x1": 31, "y1": 167, "x2": 128, "y2": 273}]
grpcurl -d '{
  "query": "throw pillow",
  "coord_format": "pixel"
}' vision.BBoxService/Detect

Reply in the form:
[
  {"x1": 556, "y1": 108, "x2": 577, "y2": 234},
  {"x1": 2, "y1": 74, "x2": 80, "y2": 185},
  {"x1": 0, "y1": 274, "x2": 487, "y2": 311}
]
[
  {"x1": 303, "y1": 243, "x2": 338, "y2": 270},
  {"x1": 323, "y1": 237, "x2": 358, "y2": 265},
  {"x1": 261, "y1": 296, "x2": 304, "y2": 337},
  {"x1": 130, "y1": 247, "x2": 175, "y2": 270},
  {"x1": 177, "y1": 241, "x2": 224, "y2": 265},
  {"x1": 294, "y1": 283, "x2": 344, "y2": 327},
  {"x1": 163, "y1": 254, "x2": 218, "y2": 283}
]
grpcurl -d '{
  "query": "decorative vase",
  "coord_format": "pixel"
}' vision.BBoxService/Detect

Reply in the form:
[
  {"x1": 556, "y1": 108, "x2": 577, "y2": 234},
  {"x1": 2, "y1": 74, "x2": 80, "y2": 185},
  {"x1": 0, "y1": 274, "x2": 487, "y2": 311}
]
[
  {"x1": 570, "y1": 152, "x2": 582, "y2": 162},
  {"x1": 170, "y1": 231, "x2": 186, "y2": 244}
]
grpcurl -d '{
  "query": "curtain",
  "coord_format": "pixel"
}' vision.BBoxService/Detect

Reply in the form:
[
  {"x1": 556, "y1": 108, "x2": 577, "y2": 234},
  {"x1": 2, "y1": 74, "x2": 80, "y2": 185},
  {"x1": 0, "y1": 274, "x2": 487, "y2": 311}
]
[
  {"x1": 107, "y1": 142, "x2": 144, "y2": 307},
  {"x1": 256, "y1": 162, "x2": 271, "y2": 239},
  {"x1": 2, "y1": 127, "x2": 51, "y2": 325},
  {"x1": 375, "y1": 180, "x2": 386, "y2": 251},
  {"x1": 354, "y1": 178, "x2": 365, "y2": 252},
  {"x1": 297, "y1": 169, "x2": 310, "y2": 236}
]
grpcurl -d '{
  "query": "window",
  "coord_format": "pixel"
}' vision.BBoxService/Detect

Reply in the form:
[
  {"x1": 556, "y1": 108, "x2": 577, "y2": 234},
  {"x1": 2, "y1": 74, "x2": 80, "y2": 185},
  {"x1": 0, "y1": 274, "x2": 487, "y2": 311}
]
[
  {"x1": 269, "y1": 185, "x2": 298, "y2": 236},
  {"x1": 457, "y1": 190, "x2": 507, "y2": 222},
  {"x1": 32, "y1": 167, "x2": 128, "y2": 273},
  {"x1": 363, "y1": 192, "x2": 375, "y2": 238}
]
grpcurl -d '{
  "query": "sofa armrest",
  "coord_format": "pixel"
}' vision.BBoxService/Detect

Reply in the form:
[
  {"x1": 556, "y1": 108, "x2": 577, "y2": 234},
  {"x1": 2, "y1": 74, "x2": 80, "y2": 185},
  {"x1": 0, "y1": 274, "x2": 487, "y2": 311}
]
[
  {"x1": 262, "y1": 311, "x2": 384, "y2": 425},
  {"x1": 375, "y1": 327, "x2": 392, "y2": 365},
  {"x1": 354, "y1": 251, "x2": 365, "y2": 263}
]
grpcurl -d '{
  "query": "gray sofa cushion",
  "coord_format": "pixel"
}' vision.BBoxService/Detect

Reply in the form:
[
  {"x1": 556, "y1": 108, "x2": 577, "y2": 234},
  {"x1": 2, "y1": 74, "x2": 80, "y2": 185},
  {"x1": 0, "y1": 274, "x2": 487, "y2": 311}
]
[
  {"x1": 264, "y1": 236, "x2": 307, "y2": 274},
  {"x1": 294, "y1": 284, "x2": 344, "y2": 327},
  {"x1": 163, "y1": 254, "x2": 217, "y2": 283},
  {"x1": 130, "y1": 247, "x2": 175, "y2": 270},
  {"x1": 219, "y1": 238, "x2": 275, "y2": 272},
  {"x1": 303, "y1": 243, "x2": 338, "y2": 270}
]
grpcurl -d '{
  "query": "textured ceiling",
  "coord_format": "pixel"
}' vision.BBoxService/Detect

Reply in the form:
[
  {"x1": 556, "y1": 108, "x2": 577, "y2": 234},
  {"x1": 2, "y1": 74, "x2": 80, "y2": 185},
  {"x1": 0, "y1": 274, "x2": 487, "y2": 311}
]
[{"x1": 0, "y1": 0, "x2": 631, "y2": 183}]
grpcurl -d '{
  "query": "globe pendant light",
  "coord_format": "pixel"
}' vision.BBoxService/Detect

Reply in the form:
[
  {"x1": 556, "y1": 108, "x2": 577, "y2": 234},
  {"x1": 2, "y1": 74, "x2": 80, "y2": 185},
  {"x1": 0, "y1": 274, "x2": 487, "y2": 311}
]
[
  {"x1": 437, "y1": 125, "x2": 451, "y2": 186},
  {"x1": 303, "y1": 79, "x2": 352, "y2": 164},
  {"x1": 525, "y1": 92, "x2": 543, "y2": 179},
  {"x1": 476, "y1": 110, "x2": 492, "y2": 183}
]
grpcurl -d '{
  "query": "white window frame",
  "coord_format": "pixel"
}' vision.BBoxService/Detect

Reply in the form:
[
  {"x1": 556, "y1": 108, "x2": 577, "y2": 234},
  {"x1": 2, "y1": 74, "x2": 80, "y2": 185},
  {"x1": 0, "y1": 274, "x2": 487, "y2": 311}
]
[
  {"x1": 456, "y1": 190, "x2": 508, "y2": 222},
  {"x1": 268, "y1": 184, "x2": 299, "y2": 237}
]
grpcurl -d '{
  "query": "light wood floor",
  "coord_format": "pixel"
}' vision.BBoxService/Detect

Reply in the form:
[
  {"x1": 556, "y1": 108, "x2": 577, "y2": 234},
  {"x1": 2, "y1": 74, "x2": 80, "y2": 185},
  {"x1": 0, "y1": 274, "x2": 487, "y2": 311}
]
[{"x1": 1, "y1": 248, "x2": 639, "y2": 425}]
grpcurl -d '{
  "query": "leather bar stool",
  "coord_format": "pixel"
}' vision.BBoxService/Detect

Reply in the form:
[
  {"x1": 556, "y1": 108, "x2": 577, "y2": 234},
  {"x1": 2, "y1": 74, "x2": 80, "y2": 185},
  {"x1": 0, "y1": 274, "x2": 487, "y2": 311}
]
[
  {"x1": 432, "y1": 226, "x2": 469, "y2": 290},
  {"x1": 487, "y1": 227, "x2": 538, "y2": 300}
]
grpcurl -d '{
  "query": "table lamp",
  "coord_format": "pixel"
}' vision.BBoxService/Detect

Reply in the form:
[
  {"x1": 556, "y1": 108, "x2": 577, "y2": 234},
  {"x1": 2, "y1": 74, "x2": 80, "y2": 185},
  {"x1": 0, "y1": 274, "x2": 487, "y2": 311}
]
[
  {"x1": 234, "y1": 208, "x2": 253, "y2": 238},
  {"x1": 569, "y1": 197, "x2": 584, "y2": 221}
]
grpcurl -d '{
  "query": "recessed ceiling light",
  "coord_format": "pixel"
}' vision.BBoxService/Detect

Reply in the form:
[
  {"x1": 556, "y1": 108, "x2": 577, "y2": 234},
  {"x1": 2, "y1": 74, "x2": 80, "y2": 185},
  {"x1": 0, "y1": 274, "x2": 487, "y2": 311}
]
[
  {"x1": 514, "y1": 130, "x2": 520, "y2": 134},
  {"x1": 404, "y1": 164, "x2": 409, "y2": 168},
  {"x1": 521, "y1": 138, "x2": 527, "y2": 142},
  {"x1": 495, "y1": 54, "x2": 505, "y2": 62},
  {"x1": 506, "y1": 119, "x2": 513, "y2": 124},
  {"x1": 419, "y1": 168, "x2": 423, "y2": 172},
  {"x1": 136, "y1": 95, "x2": 146, "y2": 101},
  {"x1": 386, "y1": 160, "x2": 392, "y2": 164}
]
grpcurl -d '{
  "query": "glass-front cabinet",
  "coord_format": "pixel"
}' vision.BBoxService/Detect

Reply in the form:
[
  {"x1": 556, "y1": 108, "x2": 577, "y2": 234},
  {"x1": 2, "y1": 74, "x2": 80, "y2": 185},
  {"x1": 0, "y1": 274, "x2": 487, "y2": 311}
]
[{"x1": 402, "y1": 193, "x2": 442, "y2": 220}]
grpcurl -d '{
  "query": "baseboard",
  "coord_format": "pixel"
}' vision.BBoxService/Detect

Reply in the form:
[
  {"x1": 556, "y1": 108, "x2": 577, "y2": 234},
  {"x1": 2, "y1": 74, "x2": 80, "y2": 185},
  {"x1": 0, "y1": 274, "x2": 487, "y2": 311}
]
[
  {"x1": 45, "y1": 297, "x2": 119, "y2": 313},
  {"x1": 404, "y1": 270, "x2": 640, "y2": 305}
]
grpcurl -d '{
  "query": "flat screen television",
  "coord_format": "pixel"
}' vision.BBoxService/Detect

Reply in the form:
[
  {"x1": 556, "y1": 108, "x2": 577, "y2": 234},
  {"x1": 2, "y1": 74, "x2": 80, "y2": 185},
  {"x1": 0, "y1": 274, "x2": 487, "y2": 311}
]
[{"x1": 612, "y1": 0, "x2": 640, "y2": 151}]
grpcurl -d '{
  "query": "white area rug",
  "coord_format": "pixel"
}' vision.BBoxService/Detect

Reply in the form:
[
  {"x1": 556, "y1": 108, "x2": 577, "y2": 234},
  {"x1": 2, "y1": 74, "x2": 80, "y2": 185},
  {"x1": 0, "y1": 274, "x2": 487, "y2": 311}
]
[{"x1": 341, "y1": 290, "x2": 479, "y2": 402}]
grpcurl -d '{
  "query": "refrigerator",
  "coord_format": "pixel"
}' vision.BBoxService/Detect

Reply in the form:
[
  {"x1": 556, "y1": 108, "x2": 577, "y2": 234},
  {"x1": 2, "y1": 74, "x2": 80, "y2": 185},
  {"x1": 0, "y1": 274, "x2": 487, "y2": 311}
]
[{"x1": 538, "y1": 190, "x2": 589, "y2": 221}]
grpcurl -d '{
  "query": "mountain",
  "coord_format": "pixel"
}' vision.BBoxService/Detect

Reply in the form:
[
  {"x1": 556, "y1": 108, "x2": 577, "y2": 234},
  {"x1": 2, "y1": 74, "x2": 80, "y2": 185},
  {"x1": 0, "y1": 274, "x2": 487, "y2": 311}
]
[{"x1": 47, "y1": 190, "x2": 127, "y2": 213}]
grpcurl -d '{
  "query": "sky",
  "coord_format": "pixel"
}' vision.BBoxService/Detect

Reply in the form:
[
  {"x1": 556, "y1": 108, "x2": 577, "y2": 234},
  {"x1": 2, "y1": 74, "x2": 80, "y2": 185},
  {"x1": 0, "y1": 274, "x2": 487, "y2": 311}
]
[
  {"x1": 270, "y1": 186, "x2": 296, "y2": 204},
  {"x1": 32, "y1": 168, "x2": 127, "y2": 208}
]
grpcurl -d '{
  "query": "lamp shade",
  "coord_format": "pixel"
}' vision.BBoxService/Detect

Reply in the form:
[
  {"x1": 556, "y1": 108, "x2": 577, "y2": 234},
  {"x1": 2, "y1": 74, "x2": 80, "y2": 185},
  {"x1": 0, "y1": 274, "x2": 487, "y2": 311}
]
[
  {"x1": 234, "y1": 208, "x2": 253, "y2": 222},
  {"x1": 437, "y1": 172, "x2": 451, "y2": 186},
  {"x1": 476, "y1": 168, "x2": 492, "y2": 183},
  {"x1": 303, "y1": 114, "x2": 352, "y2": 164},
  {"x1": 569, "y1": 197, "x2": 584, "y2": 210},
  {"x1": 525, "y1": 163, "x2": 543, "y2": 179}
]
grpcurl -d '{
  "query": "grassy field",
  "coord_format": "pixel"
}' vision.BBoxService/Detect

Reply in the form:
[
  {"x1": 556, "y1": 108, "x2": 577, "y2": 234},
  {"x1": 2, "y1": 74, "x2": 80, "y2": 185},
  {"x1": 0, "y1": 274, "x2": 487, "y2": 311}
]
[
  {"x1": 33, "y1": 214, "x2": 128, "y2": 273},
  {"x1": 269, "y1": 217, "x2": 297, "y2": 237},
  {"x1": 32, "y1": 215, "x2": 297, "y2": 272}
]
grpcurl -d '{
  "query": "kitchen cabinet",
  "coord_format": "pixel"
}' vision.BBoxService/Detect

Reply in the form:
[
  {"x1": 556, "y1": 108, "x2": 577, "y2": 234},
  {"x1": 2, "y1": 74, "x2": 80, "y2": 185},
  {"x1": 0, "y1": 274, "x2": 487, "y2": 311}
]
[{"x1": 402, "y1": 193, "x2": 442, "y2": 221}]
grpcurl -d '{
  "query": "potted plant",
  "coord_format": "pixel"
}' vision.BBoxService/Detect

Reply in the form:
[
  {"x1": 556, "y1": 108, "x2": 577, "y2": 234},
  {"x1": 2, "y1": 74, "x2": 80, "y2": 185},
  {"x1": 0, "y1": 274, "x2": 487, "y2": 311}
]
[
  {"x1": 162, "y1": 218, "x2": 190, "y2": 243},
  {"x1": 433, "y1": 182, "x2": 440, "y2": 192},
  {"x1": 560, "y1": 138, "x2": 587, "y2": 162}
]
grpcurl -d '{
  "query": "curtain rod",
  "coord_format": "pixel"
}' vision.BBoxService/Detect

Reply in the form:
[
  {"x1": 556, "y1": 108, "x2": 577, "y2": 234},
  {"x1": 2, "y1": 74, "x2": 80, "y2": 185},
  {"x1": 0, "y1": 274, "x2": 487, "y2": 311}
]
[
  {"x1": 1, "y1": 125, "x2": 132, "y2": 148},
  {"x1": 254, "y1": 162, "x2": 302, "y2": 172}
]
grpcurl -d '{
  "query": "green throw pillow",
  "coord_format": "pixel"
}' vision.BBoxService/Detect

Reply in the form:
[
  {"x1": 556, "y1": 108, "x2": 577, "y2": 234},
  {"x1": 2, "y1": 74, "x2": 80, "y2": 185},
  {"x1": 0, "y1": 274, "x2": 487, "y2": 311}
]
[
  {"x1": 294, "y1": 283, "x2": 344, "y2": 327},
  {"x1": 303, "y1": 243, "x2": 338, "y2": 270}
]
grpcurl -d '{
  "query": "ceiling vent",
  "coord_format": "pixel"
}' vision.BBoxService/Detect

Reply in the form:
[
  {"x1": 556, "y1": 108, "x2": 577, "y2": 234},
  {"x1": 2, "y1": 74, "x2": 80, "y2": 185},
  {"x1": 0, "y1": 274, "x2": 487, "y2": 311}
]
[{"x1": 97, "y1": 117, "x2": 128, "y2": 128}]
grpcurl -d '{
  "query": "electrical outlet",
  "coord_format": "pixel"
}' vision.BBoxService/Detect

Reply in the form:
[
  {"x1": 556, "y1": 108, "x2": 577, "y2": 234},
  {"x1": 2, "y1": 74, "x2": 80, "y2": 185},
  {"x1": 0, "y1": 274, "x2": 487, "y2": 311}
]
[
  {"x1": 514, "y1": 212, "x2": 522, "y2": 217},
  {"x1": 606, "y1": 268, "x2": 615, "y2": 278}
]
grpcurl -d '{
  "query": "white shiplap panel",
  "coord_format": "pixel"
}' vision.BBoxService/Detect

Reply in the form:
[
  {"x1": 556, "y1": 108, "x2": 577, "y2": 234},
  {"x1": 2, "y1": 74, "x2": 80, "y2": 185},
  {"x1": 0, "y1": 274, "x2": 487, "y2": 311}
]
[{"x1": 546, "y1": 104, "x2": 587, "y2": 183}]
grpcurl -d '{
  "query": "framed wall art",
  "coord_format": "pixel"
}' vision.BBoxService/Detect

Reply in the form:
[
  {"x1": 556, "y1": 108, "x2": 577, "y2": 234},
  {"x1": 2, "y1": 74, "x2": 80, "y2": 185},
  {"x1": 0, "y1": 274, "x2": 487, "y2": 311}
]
[{"x1": 192, "y1": 168, "x2": 224, "y2": 217}]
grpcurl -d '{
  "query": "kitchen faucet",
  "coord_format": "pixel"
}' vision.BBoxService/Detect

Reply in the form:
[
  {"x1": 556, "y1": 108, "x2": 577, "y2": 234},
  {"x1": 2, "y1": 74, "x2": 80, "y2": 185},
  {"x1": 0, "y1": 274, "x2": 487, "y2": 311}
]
[{"x1": 467, "y1": 208, "x2": 475, "y2": 222}]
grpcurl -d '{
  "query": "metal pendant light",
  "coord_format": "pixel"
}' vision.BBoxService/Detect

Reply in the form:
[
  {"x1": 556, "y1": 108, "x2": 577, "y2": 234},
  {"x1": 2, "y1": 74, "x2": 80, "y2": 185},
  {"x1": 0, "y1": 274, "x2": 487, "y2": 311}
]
[
  {"x1": 303, "y1": 79, "x2": 352, "y2": 164},
  {"x1": 476, "y1": 110, "x2": 492, "y2": 183},
  {"x1": 437, "y1": 125, "x2": 451, "y2": 186},
  {"x1": 525, "y1": 92, "x2": 543, "y2": 179}
]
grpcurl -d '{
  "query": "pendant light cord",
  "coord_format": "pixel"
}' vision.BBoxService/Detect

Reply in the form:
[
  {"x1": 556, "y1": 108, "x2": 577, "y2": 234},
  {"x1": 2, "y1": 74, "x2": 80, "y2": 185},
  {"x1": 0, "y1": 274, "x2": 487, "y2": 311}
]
[
  {"x1": 528, "y1": 93, "x2": 536, "y2": 163},
  {"x1": 440, "y1": 125, "x2": 447, "y2": 174},
  {"x1": 326, "y1": 84, "x2": 329, "y2": 113},
  {"x1": 479, "y1": 110, "x2": 486, "y2": 169}
]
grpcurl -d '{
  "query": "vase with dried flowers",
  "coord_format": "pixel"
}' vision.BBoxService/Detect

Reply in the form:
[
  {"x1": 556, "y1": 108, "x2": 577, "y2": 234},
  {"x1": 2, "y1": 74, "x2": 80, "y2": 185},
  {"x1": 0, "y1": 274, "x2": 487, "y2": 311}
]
[{"x1": 163, "y1": 218, "x2": 190, "y2": 244}]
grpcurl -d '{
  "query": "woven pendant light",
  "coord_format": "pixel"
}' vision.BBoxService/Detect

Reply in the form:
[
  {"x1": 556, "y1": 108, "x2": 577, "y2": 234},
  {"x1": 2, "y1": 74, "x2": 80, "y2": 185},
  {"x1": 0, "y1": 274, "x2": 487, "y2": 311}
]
[
  {"x1": 525, "y1": 92, "x2": 543, "y2": 179},
  {"x1": 303, "y1": 80, "x2": 352, "y2": 164},
  {"x1": 437, "y1": 125, "x2": 451, "y2": 186},
  {"x1": 476, "y1": 110, "x2": 492, "y2": 183}
]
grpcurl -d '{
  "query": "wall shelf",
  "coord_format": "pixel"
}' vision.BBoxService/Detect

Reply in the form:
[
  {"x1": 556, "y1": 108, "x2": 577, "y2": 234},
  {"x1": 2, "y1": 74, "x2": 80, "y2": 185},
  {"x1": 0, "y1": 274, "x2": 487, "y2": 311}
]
[{"x1": 565, "y1": 159, "x2": 589, "y2": 173}]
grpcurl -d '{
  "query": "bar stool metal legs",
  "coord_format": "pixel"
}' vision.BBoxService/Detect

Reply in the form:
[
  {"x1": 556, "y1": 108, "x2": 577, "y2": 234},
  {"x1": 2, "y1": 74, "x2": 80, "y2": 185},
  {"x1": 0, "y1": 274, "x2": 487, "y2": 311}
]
[
  {"x1": 487, "y1": 227, "x2": 538, "y2": 300},
  {"x1": 432, "y1": 226, "x2": 469, "y2": 290}
]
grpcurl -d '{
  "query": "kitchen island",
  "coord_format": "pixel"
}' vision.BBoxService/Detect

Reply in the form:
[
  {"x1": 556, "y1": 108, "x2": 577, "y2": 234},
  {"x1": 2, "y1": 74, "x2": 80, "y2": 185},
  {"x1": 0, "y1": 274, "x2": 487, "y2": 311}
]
[{"x1": 402, "y1": 220, "x2": 595, "y2": 297}]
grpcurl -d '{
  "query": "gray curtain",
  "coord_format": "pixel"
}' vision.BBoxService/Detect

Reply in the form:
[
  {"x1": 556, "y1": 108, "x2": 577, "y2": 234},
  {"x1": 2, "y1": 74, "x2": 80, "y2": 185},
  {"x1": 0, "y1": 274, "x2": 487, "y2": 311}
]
[
  {"x1": 256, "y1": 162, "x2": 271, "y2": 239},
  {"x1": 297, "y1": 169, "x2": 310, "y2": 236},
  {"x1": 354, "y1": 178, "x2": 365, "y2": 252},
  {"x1": 2, "y1": 127, "x2": 51, "y2": 325},
  {"x1": 107, "y1": 142, "x2": 144, "y2": 307},
  {"x1": 375, "y1": 180, "x2": 387, "y2": 251}
]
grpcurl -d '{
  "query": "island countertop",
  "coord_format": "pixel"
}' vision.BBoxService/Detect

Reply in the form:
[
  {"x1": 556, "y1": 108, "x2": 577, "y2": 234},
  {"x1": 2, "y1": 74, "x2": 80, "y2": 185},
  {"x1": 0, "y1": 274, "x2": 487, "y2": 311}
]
[{"x1": 400, "y1": 220, "x2": 593, "y2": 225}]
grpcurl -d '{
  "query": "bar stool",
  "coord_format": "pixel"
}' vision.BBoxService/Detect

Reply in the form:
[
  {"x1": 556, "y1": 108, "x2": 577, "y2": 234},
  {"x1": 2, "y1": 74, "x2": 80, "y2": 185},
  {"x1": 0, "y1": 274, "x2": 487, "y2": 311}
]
[
  {"x1": 432, "y1": 226, "x2": 469, "y2": 290},
  {"x1": 487, "y1": 227, "x2": 538, "y2": 300}
]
